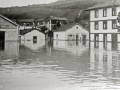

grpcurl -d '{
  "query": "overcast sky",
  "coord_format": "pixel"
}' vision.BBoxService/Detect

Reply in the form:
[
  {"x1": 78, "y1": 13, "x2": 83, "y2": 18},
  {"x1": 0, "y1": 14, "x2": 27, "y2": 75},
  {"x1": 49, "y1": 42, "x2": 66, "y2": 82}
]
[{"x1": 0, "y1": 0, "x2": 58, "y2": 7}]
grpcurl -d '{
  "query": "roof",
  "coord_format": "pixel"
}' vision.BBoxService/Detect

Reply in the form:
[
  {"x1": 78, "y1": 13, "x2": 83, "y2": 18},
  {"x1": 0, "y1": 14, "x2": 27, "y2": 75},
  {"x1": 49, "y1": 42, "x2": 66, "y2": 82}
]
[
  {"x1": 0, "y1": 14, "x2": 19, "y2": 26},
  {"x1": 44, "y1": 16, "x2": 67, "y2": 21},
  {"x1": 20, "y1": 28, "x2": 42, "y2": 35},
  {"x1": 53, "y1": 23, "x2": 88, "y2": 32},
  {"x1": 18, "y1": 19, "x2": 34, "y2": 23},
  {"x1": 86, "y1": 0, "x2": 120, "y2": 11},
  {"x1": 34, "y1": 18, "x2": 44, "y2": 22}
]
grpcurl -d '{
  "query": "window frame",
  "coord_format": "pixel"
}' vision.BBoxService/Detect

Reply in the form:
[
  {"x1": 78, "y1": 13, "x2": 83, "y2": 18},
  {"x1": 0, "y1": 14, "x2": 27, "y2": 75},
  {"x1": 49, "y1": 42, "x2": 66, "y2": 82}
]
[
  {"x1": 95, "y1": 10, "x2": 99, "y2": 18},
  {"x1": 112, "y1": 20, "x2": 117, "y2": 29},
  {"x1": 112, "y1": 7, "x2": 116, "y2": 16},
  {"x1": 94, "y1": 21, "x2": 99, "y2": 30},
  {"x1": 103, "y1": 9, "x2": 107, "y2": 17},
  {"x1": 103, "y1": 21, "x2": 107, "y2": 29}
]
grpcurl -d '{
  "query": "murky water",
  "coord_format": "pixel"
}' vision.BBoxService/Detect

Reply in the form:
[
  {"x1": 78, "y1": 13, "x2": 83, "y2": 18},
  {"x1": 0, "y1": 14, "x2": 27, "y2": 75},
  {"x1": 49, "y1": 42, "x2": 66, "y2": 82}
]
[{"x1": 0, "y1": 40, "x2": 120, "y2": 90}]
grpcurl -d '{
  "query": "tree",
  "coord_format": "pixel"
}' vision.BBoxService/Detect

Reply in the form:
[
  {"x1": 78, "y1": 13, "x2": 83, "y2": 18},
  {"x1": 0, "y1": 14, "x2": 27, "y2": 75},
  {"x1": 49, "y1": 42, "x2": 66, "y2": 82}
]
[{"x1": 41, "y1": 26, "x2": 48, "y2": 34}]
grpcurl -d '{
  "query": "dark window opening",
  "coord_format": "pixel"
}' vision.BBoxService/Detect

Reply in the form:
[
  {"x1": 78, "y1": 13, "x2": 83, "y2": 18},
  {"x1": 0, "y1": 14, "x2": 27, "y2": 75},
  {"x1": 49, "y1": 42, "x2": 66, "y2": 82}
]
[{"x1": 33, "y1": 36, "x2": 37, "y2": 43}]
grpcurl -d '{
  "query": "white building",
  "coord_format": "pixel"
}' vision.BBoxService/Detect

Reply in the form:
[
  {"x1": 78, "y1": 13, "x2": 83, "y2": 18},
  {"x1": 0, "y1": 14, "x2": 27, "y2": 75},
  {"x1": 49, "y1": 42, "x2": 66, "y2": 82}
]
[
  {"x1": 0, "y1": 14, "x2": 19, "y2": 41},
  {"x1": 53, "y1": 23, "x2": 89, "y2": 41},
  {"x1": 20, "y1": 29, "x2": 45, "y2": 42},
  {"x1": 86, "y1": 1, "x2": 120, "y2": 43}
]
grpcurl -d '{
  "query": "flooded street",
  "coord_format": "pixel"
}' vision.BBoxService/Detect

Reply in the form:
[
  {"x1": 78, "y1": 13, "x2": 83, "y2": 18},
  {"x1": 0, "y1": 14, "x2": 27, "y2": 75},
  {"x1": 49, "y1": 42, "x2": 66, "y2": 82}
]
[{"x1": 0, "y1": 40, "x2": 120, "y2": 90}]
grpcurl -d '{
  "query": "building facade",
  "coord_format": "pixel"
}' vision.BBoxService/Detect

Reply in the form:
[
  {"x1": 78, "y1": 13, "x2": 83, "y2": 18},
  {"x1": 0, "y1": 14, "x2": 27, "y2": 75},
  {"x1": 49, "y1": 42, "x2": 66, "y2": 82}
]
[
  {"x1": 0, "y1": 14, "x2": 19, "y2": 41},
  {"x1": 86, "y1": 1, "x2": 120, "y2": 43},
  {"x1": 53, "y1": 23, "x2": 89, "y2": 41}
]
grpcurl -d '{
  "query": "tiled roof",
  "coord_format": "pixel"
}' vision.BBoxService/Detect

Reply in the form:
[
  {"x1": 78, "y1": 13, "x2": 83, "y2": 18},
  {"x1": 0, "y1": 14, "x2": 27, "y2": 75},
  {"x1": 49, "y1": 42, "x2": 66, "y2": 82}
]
[
  {"x1": 44, "y1": 16, "x2": 67, "y2": 21},
  {"x1": 53, "y1": 23, "x2": 88, "y2": 32},
  {"x1": 86, "y1": 0, "x2": 120, "y2": 10},
  {"x1": 20, "y1": 28, "x2": 41, "y2": 35}
]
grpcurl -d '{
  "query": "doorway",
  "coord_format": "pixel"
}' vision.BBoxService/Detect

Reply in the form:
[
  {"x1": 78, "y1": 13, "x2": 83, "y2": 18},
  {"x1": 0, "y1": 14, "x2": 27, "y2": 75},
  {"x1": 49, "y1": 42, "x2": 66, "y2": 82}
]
[
  {"x1": 103, "y1": 34, "x2": 107, "y2": 49},
  {"x1": 76, "y1": 35, "x2": 79, "y2": 41},
  {"x1": 112, "y1": 34, "x2": 118, "y2": 50},
  {"x1": 0, "y1": 31, "x2": 5, "y2": 50},
  {"x1": 82, "y1": 35, "x2": 86, "y2": 41},
  {"x1": 94, "y1": 34, "x2": 99, "y2": 42}
]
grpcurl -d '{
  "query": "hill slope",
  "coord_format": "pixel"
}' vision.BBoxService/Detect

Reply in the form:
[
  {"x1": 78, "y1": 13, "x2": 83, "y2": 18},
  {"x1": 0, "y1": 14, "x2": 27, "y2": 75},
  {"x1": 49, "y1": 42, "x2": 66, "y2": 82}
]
[{"x1": 0, "y1": 0, "x2": 107, "y2": 22}]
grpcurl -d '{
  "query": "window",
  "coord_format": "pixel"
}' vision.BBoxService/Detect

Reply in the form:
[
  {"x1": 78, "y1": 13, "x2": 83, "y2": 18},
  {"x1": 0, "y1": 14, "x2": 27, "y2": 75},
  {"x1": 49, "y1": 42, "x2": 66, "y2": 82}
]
[
  {"x1": 33, "y1": 36, "x2": 37, "y2": 43},
  {"x1": 95, "y1": 21, "x2": 99, "y2": 30},
  {"x1": 95, "y1": 10, "x2": 98, "y2": 18},
  {"x1": 103, "y1": 21, "x2": 107, "y2": 29},
  {"x1": 103, "y1": 9, "x2": 107, "y2": 17},
  {"x1": 112, "y1": 20, "x2": 117, "y2": 29},
  {"x1": 112, "y1": 7, "x2": 116, "y2": 16}
]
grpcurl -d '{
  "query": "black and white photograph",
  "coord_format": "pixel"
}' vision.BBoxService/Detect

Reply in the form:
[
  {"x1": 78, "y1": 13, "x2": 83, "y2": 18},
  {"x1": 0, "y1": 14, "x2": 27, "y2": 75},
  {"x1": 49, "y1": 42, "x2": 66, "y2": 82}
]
[{"x1": 0, "y1": 0, "x2": 120, "y2": 90}]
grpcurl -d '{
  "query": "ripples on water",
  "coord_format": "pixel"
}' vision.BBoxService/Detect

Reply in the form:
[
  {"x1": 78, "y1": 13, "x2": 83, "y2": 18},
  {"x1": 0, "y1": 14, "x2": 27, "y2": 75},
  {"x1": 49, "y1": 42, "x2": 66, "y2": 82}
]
[{"x1": 0, "y1": 40, "x2": 120, "y2": 90}]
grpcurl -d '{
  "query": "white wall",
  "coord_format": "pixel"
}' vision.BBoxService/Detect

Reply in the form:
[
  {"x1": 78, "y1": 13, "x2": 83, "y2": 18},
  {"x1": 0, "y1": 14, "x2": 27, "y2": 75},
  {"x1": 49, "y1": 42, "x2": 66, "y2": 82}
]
[
  {"x1": 99, "y1": 34, "x2": 103, "y2": 41},
  {"x1": 107, "y1": 34, "x2": 112, "y2": 42},
  {"x1": 118, "y1": 34, "x2": 120, "y2": 42},
  {"x1": 19, "y1": 26, "x2": 32, "y2": 30},
  {"x1": 90, "y1": 34, "x2": 94, "y2": 41},
  {"x1": 54, "y1": 31, "x2": 66, "y2": 40},
  {"x1": 24, "y1": 30, "x2": 45, "y2": 41}
]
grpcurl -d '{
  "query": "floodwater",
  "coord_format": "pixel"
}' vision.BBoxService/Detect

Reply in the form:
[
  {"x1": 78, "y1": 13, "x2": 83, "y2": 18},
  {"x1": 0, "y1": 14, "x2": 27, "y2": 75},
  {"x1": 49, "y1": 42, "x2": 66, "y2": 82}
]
[{"x1": 0, "y1": 40, "x2": 120, "y2": 90}]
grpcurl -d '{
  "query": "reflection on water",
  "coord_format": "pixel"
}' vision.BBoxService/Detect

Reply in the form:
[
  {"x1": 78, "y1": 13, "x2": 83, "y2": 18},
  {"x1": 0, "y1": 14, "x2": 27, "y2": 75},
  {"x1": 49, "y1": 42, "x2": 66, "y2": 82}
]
[
  {"x1": 20, "y1": 40, "x2": 45, "y2": 50},
  {"x1": 0, "y1": 41, "x2": 120, "y2": 90}
]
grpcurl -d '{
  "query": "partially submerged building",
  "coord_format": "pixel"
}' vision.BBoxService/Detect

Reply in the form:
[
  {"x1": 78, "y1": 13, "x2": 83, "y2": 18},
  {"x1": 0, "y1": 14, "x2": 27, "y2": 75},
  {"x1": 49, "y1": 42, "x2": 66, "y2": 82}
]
[
  {"x1": 0, "y1": 14, "x2": 19, "y2": 41},
  {"x1": 86, "y1": 0, "x2": 120, "y2": 44},
  {"x1": 20, "y1": 29, "x2": 45, "y2": 43},
  {"x1": 53, "y1": 23, "x2": 89, "y2": 41}
]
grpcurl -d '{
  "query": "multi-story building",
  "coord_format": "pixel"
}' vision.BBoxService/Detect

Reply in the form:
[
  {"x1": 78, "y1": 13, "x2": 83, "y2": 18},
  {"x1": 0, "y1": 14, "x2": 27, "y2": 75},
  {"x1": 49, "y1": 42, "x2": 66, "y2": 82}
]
[{"x1": 86, "y1": 1, "x2": 120, "y2": 44}]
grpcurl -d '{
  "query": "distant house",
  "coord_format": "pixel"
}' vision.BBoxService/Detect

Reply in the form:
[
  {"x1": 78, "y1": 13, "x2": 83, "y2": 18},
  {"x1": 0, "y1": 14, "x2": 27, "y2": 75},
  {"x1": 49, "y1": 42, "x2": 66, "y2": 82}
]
[
  {"x1": 20, "y1": 29, "x2": 45, "y2": 43},
  {"x1": 12, "y1": 19, "x2": 35, "y2": 30},
  {"x1": 53, "y1": 23, "x2": 89, "y2": 41},
  {"x1": 44, "y1": 16, "x2": 67, "y2": 31},
  {"x1": 0, "y1": 14, "x2": 19, "y2": 41}
]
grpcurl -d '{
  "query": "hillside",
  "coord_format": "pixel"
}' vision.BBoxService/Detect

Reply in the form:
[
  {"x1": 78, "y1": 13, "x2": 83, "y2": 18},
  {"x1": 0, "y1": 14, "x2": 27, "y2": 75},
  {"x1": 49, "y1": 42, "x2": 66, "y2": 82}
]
[{"x1": 0, "y1": 0, "x2": 107, "y2": 22}]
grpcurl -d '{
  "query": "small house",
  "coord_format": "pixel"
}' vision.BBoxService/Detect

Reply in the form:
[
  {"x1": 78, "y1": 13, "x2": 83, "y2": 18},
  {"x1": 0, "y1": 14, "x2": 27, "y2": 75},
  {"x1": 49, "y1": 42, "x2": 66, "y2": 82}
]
[
  {"x1": 20, "y1": 29, "x2": 45, "y2": 43},
  {"x1": 53, "y1": 23, "x2": 89, "y2": 41},
  {"x1": 0, "y1": 14, "x2": 19, "y2": 41}
]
